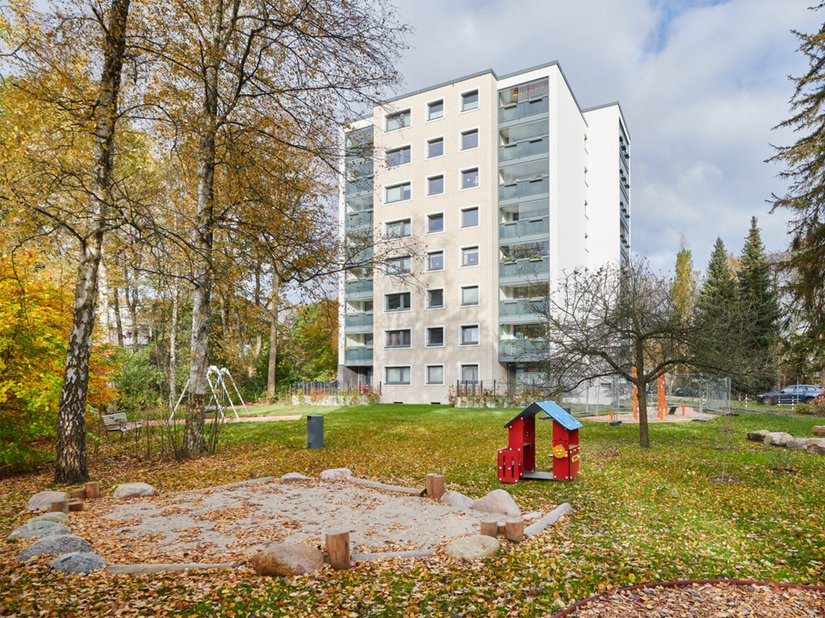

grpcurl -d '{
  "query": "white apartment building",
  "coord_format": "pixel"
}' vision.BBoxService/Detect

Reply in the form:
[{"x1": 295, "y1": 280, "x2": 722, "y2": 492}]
[{"x1": 338, "y1": 62, "x2": 630, "y2": 404}]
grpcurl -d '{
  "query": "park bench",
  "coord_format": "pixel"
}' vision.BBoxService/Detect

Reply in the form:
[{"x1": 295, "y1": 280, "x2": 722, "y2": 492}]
[{"x1": 101, "y1": 412, "x2": 143, "y2": 438}]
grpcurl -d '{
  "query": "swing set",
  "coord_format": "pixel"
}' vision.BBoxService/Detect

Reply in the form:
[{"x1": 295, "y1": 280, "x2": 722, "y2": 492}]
[{"x1": 169, "y1": 365, "x2": 249, "y2": 422}]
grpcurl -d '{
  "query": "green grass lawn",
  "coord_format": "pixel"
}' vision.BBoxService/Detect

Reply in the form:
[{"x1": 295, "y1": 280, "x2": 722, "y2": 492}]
[{"x1": 1, "y1": 405, "x2": 823, "y2": 616}]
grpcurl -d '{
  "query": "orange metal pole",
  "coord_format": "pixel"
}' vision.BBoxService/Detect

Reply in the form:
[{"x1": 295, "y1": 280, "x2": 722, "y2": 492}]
[{"x1": 681, "y1": 400, "x2": 685, "y2": 416}]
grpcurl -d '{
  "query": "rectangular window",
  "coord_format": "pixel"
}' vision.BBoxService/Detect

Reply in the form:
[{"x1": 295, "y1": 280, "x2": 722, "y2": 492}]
[
  {"x1": 461, "y1": 168, "x2": 479, "y2": 189},
  {"x1": 461, "y1": 246, "x2": 479, "y2": 267},
  {"x1": 385, "y1": 110, "x2": 410, "y2": 131},
  {"x1": 385, "y1": 218, "x2": 411, "y2": 238},
  {"x1": 386, "y1": 329, "x2": 411, "y2": 348},
  {"x1": 426, "y1": 327, "x2": 444, "y2": 347},
  {"x1": 427, "y1": 251, "x2": 444, "y2": 271},
  {"x1": 427, "y1": 138, "x2": 444, "y2": 158},
  {"x1": 385, "y1": 292, "x2": 411, "y2": 311},
  {"x1": 427, "y1": 100, "x2": 444, "y2": 120},
  {"x1": 386, "y1": 146, "x2": 411, "y2": 168},
  {"x1": 386, "y1": 182, "x2": 411, "y2": 203},
  {"x1": 386, "y1": 256, "x2": 411, "y2": 275},
  {"x1": 460, "y1": 364, "x2": 479, "y2": 383},
  {"x1": 461, "y1": 129, "x2": 479, "y2": 150},
  {"x1": 427, "y1": 175, "x2": 444, "y2": 195},
  {"x1": 386, "y1": 366, "x2": 411, "y2": 384},
  {"x1": 460, "y1": 325, "x2": 479, "y2": 345},
  {"x1": 461, "y1": 207, "x2": 479, "y2": 228},
  {"x1": 426, "y1": 365, "x2": 444, "y2": 384},
  {"x1": 427, "y1": 289, "x2": 443, "y2": 309},
  {"x1": 461, "y1": 286, "x2": 479, "y2": 306},
  {"x1": 427, "y1": 213, "x2": 444, "y2": 233},
  {"x1": 462, "y1": 90, "x2": 479, "y2": 111}
]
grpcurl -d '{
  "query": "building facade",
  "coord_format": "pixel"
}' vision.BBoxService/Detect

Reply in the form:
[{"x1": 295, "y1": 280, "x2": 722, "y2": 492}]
[{"x1": 338, "y1": 62, "x2": 630, "y2": 404}]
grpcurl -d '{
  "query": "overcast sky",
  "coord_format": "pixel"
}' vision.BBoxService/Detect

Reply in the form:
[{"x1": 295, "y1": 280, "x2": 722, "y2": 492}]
[{"x1": 383, "y1": 0, "x2": 820, "y2": 274}]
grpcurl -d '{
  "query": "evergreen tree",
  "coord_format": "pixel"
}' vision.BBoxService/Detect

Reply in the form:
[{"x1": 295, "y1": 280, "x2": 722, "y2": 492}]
[{"x1": 696, "y1": 238, "x2": 736, "y2": 317}]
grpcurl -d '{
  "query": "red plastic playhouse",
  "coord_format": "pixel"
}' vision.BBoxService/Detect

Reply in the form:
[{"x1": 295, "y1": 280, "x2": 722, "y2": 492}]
[{"x1": 498, "y1": 400, "x2": 583, "y2": 483}]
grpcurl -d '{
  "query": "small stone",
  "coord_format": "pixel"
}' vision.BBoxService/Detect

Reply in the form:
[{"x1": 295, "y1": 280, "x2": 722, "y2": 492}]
[
  {"x1": 280, "y1": 472, "x2": 311, "y2": 483},
  {"x1": 440, "y1": 491, "x2": 474, "y2": 510},
  {"x1": 812, "y1": 426, "x2": 825, "y2": 437},
  {"x1": 251, "y1": 543, "x2": 324, "y2": 576},
  {"x1": 28, "y1": 512, "x2": 70, "y2": 525},
  {"x1": 746, "y1": 430, "x2": 770, "y2": 443},
  {"x1": 763, "y1": 432, "x2": 794, "y2": 447},
  {"x1": 112, "y1": 482, "x2": 156, "y2": 498},
  {"x1": 319, "y1": 468, "x2": 353, "y2": 481},
  {"x1": 8, "y1": 520, "x2": 71, "y2": 540},
  {"x1": 806, "y1": 438, "x2": 825, "y2": 456},
  {"x1": 444, "y1": 535, "x2": 500, "y2": 560},
  {"x1": 17, "y1": 535, "x2": 92, "y2": 561},
  {"x1": 472, "y1": 489, "x2": 521, "y2": 517},
  {"x1": 787, "y1": 438, "x2": 811, "y2": 451},
  {"x1": 49, "y1": 552, "x2": 106, "y2": 574},
  {"x1": 26, "y1": 491, "x2": 68, "y2": 512}
]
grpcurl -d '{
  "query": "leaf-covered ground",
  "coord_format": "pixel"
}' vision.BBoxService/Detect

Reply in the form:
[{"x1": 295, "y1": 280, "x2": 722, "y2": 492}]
[{"x1": 1, "y1": 405, "x2": 823, "y2": 616}]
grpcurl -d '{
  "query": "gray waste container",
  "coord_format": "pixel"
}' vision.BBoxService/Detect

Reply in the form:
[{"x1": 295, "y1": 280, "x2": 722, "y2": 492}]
[{"x1": 307, "y1": 415, "x2": 324, "y2": 449}]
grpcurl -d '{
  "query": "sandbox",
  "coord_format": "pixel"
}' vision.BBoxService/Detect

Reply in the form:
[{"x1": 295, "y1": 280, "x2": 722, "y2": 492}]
[{"x1": 583, "y1": 405, "x2": 716, "y2": 424}]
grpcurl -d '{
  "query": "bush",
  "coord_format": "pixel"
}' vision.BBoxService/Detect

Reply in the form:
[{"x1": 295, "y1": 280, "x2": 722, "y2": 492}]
[{"x1": 795, "y1": 402, "x2": 813, "y2": 415}]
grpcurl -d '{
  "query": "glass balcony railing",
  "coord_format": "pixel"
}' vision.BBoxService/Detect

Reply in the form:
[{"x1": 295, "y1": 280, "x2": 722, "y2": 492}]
[
  {"x1": 344, "y1": 346, "x2": 373, "y2": 364},
  {"x1": 499, "y1": 177, "x2": 549, "y2": 201},
  {"x1": 346, "y1": 210, "x2": 373, "y2": 230},
  {"x1": 499, "y1": 257, "x2": 550, "y2": 282},
  {"x1": 498, "y1": 339, "x2": 548, "y2": 361},
  {"x1": 345, "y1": 177, "x2": 373, "y2": 195},
  {"x1": 499, "y1": 298, "x2": 548, "y2": 320},
  {"x1": 498, "y1": 97, "x2": 549, "y2": 124},
  {"x1": 499, "y1": 136, "x2": 549, "y2": 162},
  {"x1": 499, "y1": 216, "x2": 549, "y2": 241},
  {"x1": 345, "y1": 312, "x2": 373, "y2": 329},
  {"x1": 345, "y1": 280, "x2": 373, "y2": 298}
]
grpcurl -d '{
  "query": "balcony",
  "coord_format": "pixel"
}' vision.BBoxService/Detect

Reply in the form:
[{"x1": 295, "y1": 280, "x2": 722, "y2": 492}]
[
  {"x1": 499, "y1": 257, "x2": 550, "y2": 284},
  {"x1": 499, "y1": 136, "x2": 549, "y2": 163},
  {"x1": 499, "y1": 216, "x2": 549, "y2": 242},
  {"x1": 345, "y1": 177, "x2": 373, "y2": 196},
  {"x1": 498, "y1": 97, "x2": 549, "y2": 124},
  {"x1": 498, "y1": 338, "x2": 548, "y2": 362},
  {"x1": 499, "y1": 298, "x2": 548, "y2": 324},
  {"x1": 345, "y1": 312, "x2": 373, "y2": 334},
  {"x1": 499, "y1": 177, "x2": 549, "y2": 202},
  {"x1": 344, "y1": 346, "x2": 373, "y2": 365},
  {"x1": 345, "y1": 279, "x2": 373, "y2": 300},
  {"x1": 346, "y1": 210, "x2": 373, "y2": 230}
]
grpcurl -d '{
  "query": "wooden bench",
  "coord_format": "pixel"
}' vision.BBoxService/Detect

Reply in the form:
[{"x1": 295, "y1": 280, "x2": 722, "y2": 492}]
[{"x1": 101, "y1": 413, "x2": 143, "y2": 438}]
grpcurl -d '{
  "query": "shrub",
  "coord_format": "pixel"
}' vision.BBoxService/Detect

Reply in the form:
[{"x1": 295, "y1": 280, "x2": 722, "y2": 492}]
[{"x1": 795, "y1": 402, "x2": 813, "y2": 415}]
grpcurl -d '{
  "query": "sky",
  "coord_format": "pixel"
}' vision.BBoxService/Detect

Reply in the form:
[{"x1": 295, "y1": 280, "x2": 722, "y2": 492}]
[{"x1": 383, "y1": 0, "x2": 821, "y2": 274}]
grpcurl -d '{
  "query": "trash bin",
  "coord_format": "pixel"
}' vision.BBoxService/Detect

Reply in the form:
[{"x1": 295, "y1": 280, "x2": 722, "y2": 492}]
[{"x1": 307, "y1": 415, "x2": 324, "y2": 449}]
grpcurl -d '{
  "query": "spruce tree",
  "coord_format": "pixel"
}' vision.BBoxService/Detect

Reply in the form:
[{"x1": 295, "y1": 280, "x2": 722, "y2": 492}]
[{"x1": 696, "y1": 238, "x2": 736, "y2": 317}]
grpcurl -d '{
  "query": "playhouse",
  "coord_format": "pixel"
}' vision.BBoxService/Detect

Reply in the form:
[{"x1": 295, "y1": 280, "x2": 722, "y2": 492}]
[{"x1": 497, "y1": 400, "x2": 583, "y2": 483}]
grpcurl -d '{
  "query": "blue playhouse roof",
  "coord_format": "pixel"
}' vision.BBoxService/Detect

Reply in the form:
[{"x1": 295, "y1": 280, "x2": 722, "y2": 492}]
[{"x1": 505, "y1": 400, "x2": 584, "y2": 431}]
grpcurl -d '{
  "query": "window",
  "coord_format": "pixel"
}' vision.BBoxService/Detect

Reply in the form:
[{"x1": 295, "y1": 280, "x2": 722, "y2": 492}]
[
  {"x1": 426, "y1": 365, "x2": 444, "y2": 385},
  {"x1": 427, "y1": 138, "x2": 444, "y2": 158},
  {"x1": 427, "y1": 175, "x2": 444, "y2": 195},
  {"x1": 461, "y1": 246, "x2": 479, "y2": 267},
  {"x1": 427, "y1": 289, "x2": 444, "y2": 309},
  {"x1": 460, "y1": 364, "x2": 479, "y2": 383},
  {"x1": 386, "y1": 218, "x2": 411, "y2": 238},
  {"x1": 387, "y1": 256, "x2": 411, "y2": 275},
  {"x1": 427, "y1": 100, "x2": 443, "y2": 120},
  {"x1": 461, "y1": 129, "x2": 478, "y2": 150},
  {"x1": 386, "y1": 292, "x2": 411, "y2": 311},
  {"x1": 462, "y1": 90, "x2": 479, "y2": 111},
  {"x1": 386, "y1": 182, "x2": 411, "y2": 203},
  {"x1": 461, "y1": 207, "x2": 479, "y2": 228},
  {"x1": 386, "y1": 329, "x2": 411, "y2": 348},
  {"x1": 386, "y1": 146, "x2": 411, "y2": 168},
  {"x1": 427, "y1": 251, "x2": 444, "y2": 271},
  {"x1": 426, "y1": 327, "x2": 444, "y2": 347},
  {"x1": 385, "y1": 110, "x2": 410, "y2": 131},
  {"x1": 461, "y1": 325, "x2": 479, "y2": 345},
  {"x1": 386, "y1": 366, "x2": 411, "y2": 385},
  {"x1": 461, "y1": 286, "x2": 479, "y2": 306},
  {"x1": 461, "y1": 168, "x2": 479, "y2": 189},
  {"x1": 427, "y1": 213, "x2": 444, "y2": 233}
]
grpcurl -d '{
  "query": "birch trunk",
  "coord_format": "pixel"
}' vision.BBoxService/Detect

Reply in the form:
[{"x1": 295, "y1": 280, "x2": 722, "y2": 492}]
[
  {"x1": 169, "y1": 285, "x2": 179, "y2": 409},
  {"x1": 112, "y1": 285, "x2": 124, "y2": 346},
  {"x1": 54, "y1": 0, "x2": 131, "y2": 484},
  {"x1": 266, "y1": 273, "x2": 280, "y2": 402}
]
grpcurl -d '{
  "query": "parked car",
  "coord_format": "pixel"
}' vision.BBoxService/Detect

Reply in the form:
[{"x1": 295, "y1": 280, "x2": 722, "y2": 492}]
[
  {"x1": 673, "y1": 386, "x2": 698, "y2": 397},
  {"x1": 756, "y1": 384, "x2": 825, "y2": 405}
]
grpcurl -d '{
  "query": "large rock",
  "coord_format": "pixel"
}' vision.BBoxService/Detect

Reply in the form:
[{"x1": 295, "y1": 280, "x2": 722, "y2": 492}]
[
  {"x1": 440, "y1": 490, "x2": 474, "y2": 510},
  {"x1": 250, "y1": 543, "x2": 324, "y2": 576},
  {"x1": 28, "y1": 512, "x2": 70, "y2": 525},
  {"x1": 49, "y1": 552, "x2": 106, "y2": 574},
  {"x1": 471, "y1": 489, "x2": 521, "y2": 517},
  {"x1": 26, "y1": 491, "x2": 68, "y2": 512},
  {"x1": 444, "y1": 535, "x2": 500, "y2": 560},
  {"x1": 112, "y1": 482, "x2": 156, "y2": 499},
  {"x1": 764, "y1": 432, "x2": 794, "y2": 447},
  {"x1": 787, "y1": 438, "x2": 811, "y2": 451},
  {"x1": 17, "y1": 535, "x2": 91, "y2": 561},
  {"x1": 319, "y1": 468, "x2": 353, "y2": 481},
  {"x1": 746, "y1": 430, "x2": 770, "y2": 443},
  {"x1": 281, "y1": 472, "x2": 312, "y2": 483},
  {"x1": 806, "y1": 438, "x2": 825, "y2": 456},
  {"x1": 813, "y1": 426, "x2": 825, "y2": 437},
  {"x1": 8, "y1": 520, "x2": 70, "y2": 540}
]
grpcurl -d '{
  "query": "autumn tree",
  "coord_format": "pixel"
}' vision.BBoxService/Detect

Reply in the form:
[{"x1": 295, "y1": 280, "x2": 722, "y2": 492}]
[{"x1": 672, "y1": 238, "x2": 696, "y2": 324}]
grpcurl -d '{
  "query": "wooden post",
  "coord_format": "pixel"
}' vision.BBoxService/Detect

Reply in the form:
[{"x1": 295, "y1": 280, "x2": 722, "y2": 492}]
[
  {"x1": 505, "y1": 518, "x2": 524, "y2": 542},
  {"x1": 681, "y1": 401, "x2": 686, "y2": 416},
  {"x1": 425, "y1": 474, "x2": 445, "y2": 500},
  {"x1": 68, "y1": 499, "x2": 84, "y2": 512},
  {"x1": 70, "y1": 488, "x2": 86, "y2": 500},
  {"x1": 85, "y1": 481, "x2": 100, "y2": 499},
  {"x1": 480, "y1": 521, "x2": 498, "y2": 537},
  {"x1": 325, "y1": 529, "x2": 351, "y2": 570},
  {"x1": 49, "y1": 500, "x2": 69, "y2": 513}
]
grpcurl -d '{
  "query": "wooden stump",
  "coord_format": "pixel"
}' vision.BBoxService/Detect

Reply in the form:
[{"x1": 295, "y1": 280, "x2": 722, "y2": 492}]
[
  {"x1": 70, "y1": 488, "x2": 86, "y2": 500},
  {"x1": 325, "y1": 529, "x2": 351, "y2": 570},
  {"x1": 425, "y1": 474, "x2": 445, "y2": 500},
  {"x1": 480, "y1": 521, "x2": 498, "y2": 537},
  {"x1": 68, "y1": 499, "x2": 85, "y2": 512},
  {"x1": 505, "y1": 518, "x2": 524, "y2": 542},
  {"x1": 85, "y1": 482, "x2": 100, "y2": 499},
  {"x1": 49, "y1": 500, "x2": 68, "y2": 513}
]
